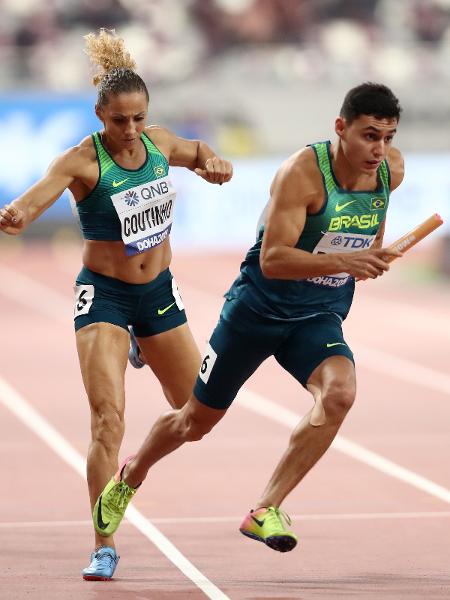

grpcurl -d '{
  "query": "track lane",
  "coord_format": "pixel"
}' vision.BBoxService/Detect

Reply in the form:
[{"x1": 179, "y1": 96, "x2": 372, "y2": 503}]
[{"x1": 1, "y1": 244, "x2": 449, "y2": 599}]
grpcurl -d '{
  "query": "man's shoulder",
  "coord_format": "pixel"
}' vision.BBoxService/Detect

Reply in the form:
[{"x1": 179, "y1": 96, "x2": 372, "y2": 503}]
[
  {"x1": 286, "y1": 145, "x2": 316, "y2": 166},
  {"x1": 270, "y1": 146, "x2": 325, "y2": 206},
  {"x1": 284, "y1": 146, "x2": 324, "y2": 185},
  {"x1": 386, "y1": 146, "x2": 404, "y2": 190},
  {"x1": 279, "y1": 146, "x2": 319, "y2": 179}
]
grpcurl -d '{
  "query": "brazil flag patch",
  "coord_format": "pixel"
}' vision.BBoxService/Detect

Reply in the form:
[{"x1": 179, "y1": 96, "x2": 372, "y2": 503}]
[{"x1": 371, "y1": 197, "x2": 385, "y2": 210}]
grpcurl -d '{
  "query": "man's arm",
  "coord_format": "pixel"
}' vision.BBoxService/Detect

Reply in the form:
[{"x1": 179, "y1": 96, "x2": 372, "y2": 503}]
[{"x1": 260, "y1": 151, "x2": 401, "y2": 281}]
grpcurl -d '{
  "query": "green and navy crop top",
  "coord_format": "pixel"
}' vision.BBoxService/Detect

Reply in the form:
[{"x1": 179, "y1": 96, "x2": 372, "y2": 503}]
[{"x1": 75, "y1": 131, "x2": 175, "y2": 256}]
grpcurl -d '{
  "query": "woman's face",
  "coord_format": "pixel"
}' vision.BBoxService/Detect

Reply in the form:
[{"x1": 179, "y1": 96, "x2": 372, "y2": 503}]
[{"x1": 96, "y1": 91, "x2": 149, "y2": 148}]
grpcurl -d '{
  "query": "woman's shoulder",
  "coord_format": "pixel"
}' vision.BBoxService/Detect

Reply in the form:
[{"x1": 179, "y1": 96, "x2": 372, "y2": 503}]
[
  {"x1": 50, "y1": 135, "x2": 97, "y2": 176},
  {"x1": 145, "y1": 124, "x2": 170, "y2": 134},
  {"x1": 143, "y1": 125, "x2": 177, "y2": 160},
  {"x1": 62, "y1": 135, "x2": 96, "y2": 162},
  {"x1": 144, "y1": 125, "x2": 175, "y2": 143}
]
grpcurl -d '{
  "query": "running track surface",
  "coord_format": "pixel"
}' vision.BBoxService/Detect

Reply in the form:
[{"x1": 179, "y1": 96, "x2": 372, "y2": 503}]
[{"x1": 1, "y1": 240, "x2": 450, "y2": 600}]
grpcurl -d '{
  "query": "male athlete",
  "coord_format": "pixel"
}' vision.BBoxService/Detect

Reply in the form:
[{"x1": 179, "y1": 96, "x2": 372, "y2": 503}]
[{"x1": 93, "y1": 82, "x2": 404, "y2": 552}]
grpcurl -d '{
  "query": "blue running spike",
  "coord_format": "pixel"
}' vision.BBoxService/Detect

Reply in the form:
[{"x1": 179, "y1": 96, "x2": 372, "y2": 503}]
[{"x1": 82, "y1": 546, "x2": 119, "y2": 581}]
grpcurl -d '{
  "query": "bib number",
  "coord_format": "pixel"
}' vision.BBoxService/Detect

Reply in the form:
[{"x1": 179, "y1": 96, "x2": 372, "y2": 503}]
[
  {"x1": 171, "y1": 278, "x2": 184, "y2": 310},
  {"x1": 111, "y1": 176, "x2": 176, "y2": 256},
  {"x1": 198, "y1": 342, "x2": 217, "y2": 384},
  {"x1": 74, "y1": 285, "x2": 94, "y2": 317}
]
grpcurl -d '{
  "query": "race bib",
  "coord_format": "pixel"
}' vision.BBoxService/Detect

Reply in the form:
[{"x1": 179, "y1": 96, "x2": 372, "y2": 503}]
[
  {"x1": 198, "y1": 342, "x2": 217, "y2": 384},
  {"x1": 171, "y1": 277, "x2": 184, "y2": 310},
  {"x1": 307, "y1": 232, "x2": 376, "y2": 288},
  {"x1": 73, "y1": 284, "x2": 94, "y2": 317},
  {"x1": 111, "y1": 176, "x2": 176, "y2": 256}
]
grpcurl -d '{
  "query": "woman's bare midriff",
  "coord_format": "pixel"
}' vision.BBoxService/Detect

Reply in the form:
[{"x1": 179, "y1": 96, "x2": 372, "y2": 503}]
[{"x1": 82, "y1": 238, "x2": 172, "y2": 283}]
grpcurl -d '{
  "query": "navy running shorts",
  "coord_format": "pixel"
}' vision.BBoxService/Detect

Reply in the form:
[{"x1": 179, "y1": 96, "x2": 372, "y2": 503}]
[
  {"x1": 193, "y1": 297, "x2": 354, "y2": 410},
  {"x1": 73, "y1": 266, "x2": 187, "y2": 336}
]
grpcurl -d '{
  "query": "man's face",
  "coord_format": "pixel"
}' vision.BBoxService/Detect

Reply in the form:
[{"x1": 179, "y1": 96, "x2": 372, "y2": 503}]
[{"x1": 336, "y1": 114, "x2": 398, "y2": 174}]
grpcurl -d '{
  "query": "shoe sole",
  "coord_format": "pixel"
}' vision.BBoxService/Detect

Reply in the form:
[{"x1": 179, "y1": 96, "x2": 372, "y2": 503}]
[
  {"x1": 240, "y1": 529, "x2": 297, "y2": 553},
  {"x1": 83, "y1": 574, "x2": 113, "y2": 581}
]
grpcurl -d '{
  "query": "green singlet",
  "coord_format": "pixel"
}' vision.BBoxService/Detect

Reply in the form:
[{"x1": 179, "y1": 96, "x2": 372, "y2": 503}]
[
  {"x1": 226, "y1": 140, "x2": 390, "y2": 321},
  {"x1": 75, "y1": 131, "x2": 170, "y2": 247}
]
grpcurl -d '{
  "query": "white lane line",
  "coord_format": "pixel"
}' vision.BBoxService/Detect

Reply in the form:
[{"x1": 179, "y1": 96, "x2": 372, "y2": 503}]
[
  {"x1": 2, "y1": 511, "x2": 450, "y2": 529},
  {"x1": 354, "y1": 292, "x2": 450, "y2": 339},
  {"x1": 352, "y1": 292, "x2": 450, "y2": 340},
  {"x1": 0, "y1": 266, "x2": 68, "y2": 324},
  {"x1": 1, "y1": 267, "x2": 450, "y2": 509},
  {"x1": 0, "y1": 376, "x2": 229, "y2": 600},
  {"x1": 354, "y1": 344, "x2": 450, "y2": 396},
  {"x1": 236, "y1": 389, "x2": 450, "y2": 504}
]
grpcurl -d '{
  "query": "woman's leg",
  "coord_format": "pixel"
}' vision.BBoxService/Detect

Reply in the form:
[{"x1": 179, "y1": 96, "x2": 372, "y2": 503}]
[
  {"x1": 76, "y1": 322, "x2": 130, "y2": 550},
  {"x1": 136, "y1": 322, "x2": 202, "y2": 409}
]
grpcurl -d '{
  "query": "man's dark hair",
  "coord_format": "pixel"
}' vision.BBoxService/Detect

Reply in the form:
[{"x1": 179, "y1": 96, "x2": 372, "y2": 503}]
[{"x1": 340, "y1": 82, "x2": 402, "y2": 123}]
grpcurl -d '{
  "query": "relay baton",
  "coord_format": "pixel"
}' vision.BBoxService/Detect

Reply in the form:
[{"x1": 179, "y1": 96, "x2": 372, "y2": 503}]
[{"x1": 385, "y1": 213, "x2": 444, "y2": 262}]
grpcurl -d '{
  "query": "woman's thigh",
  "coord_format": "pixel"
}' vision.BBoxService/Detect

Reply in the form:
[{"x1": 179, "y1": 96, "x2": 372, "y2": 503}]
[{"x1": 76, "y1": 322, "x2": 130, "y2": 415}]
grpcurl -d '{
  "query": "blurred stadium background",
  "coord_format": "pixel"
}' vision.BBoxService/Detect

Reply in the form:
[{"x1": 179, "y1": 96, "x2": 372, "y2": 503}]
[{"x1": 0, "y1": 0, "x2": 449, "y2": 276}]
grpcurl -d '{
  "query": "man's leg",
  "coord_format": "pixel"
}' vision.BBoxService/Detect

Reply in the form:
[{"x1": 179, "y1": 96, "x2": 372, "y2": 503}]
[
  {"x1": 92, "y1": 394, "x2": 228, "y2": 538},
  {"x1": 124, "y1": 394, "x2": 227, "y2": 487},
  {"x1": 255, "y1": 355, "x2": 356, "y2": 508},
  {"x1": 239, "y1": 354, "x2": 355, "y2": 552},
  {"x1": 93, "y1": 300, "x2": 276, "y2": 538},
  {"x1": 126, "y1": 300, "x2": 277, "y2": 487}
]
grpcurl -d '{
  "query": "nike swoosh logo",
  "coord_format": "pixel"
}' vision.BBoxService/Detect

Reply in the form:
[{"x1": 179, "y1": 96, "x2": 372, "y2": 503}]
[
  {"x1": 326, "y1": 342, "x2": 347, "y2": 348},
  {"x1": 251, "y1": 515, "x2": 265, "y2": 527},
  {"x1": 112, "y1": 178, "x2": 129, "y2": 188},
  {"x1": 96, "y1": 495, "x2": 110, "y2": 530},
  {"x1": 335, "y1": 200, "x2": 357, "y2": 212},
  {"x1": 157, "y1": 302, "x2": 176, "y2": 316}
]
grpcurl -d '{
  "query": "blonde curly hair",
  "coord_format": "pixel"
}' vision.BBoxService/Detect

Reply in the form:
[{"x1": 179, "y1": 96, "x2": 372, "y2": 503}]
[{"x1": 84, "y1": 29, "x2": 149, "y2": 106}]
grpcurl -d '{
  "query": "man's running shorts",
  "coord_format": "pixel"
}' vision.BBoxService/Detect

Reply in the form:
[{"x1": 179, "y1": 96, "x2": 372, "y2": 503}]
[{"x1": 194, "y1": 297, "x2": 354, "y2": 410}]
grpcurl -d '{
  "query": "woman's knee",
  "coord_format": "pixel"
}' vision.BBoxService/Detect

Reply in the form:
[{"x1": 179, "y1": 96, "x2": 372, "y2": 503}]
[{"x1": 91, "y1": 401, "x2": 125, "y2": 445}]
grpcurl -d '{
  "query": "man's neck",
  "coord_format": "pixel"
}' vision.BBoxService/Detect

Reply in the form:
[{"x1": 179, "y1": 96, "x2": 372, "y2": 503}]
[{"x1": 330, "y1": 141, "x2": 378, "y2": 192}]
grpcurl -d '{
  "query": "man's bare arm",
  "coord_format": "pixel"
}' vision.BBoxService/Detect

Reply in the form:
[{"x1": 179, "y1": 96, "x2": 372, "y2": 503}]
[{"x1": 260, "y1": 153, "x2": 400, "y2": 281}]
